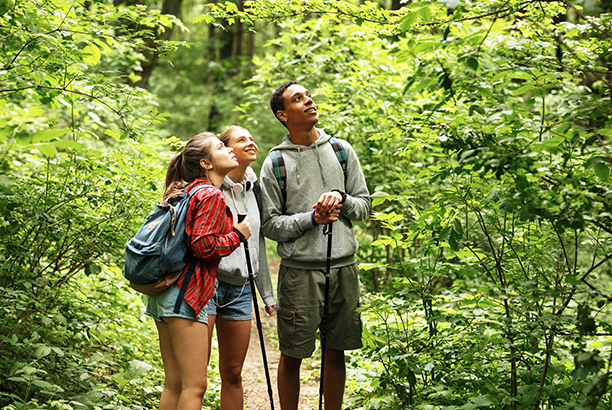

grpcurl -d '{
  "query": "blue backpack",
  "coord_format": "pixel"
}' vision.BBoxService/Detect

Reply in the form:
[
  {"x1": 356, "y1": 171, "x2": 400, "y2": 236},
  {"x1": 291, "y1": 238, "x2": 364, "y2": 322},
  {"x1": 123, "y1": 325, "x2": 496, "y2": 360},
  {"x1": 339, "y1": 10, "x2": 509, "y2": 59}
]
[
  {"x1": 269, "y1": 137, "x2": 347, "y2": 213},
  {"x1": 123, "y1": 184, "x2": 212, "y2": 313}
]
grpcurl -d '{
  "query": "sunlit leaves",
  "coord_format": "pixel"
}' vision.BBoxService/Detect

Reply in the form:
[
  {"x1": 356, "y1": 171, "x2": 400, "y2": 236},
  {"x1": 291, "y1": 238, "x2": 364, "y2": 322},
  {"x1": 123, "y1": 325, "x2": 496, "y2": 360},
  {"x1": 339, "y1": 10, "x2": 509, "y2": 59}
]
[
  {"x1": 0, "y1": 0, "x2": 179, "y2": 145},
  {"x1": 81, "y1": 43, "x2": 101, "y2": 66},
  {"x1": 225, "y1": 1, "x2": 612, "y2": 408}
]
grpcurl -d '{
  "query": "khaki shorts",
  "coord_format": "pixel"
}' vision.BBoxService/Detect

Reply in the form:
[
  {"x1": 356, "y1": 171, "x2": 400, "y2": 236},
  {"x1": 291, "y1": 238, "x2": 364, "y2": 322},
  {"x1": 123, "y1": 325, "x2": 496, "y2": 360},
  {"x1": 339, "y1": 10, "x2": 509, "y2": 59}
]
[{"x1": 276, "y1": 264, "x2": 363, "y2": 358}]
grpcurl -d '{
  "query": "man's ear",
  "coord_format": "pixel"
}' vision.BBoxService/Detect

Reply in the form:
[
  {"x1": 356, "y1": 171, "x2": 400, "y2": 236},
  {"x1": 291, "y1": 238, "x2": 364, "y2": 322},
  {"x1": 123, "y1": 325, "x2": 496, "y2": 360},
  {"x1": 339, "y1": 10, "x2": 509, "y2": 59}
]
[{"x1": 276, "y1": 110, "x2": 287, "y2": 123}]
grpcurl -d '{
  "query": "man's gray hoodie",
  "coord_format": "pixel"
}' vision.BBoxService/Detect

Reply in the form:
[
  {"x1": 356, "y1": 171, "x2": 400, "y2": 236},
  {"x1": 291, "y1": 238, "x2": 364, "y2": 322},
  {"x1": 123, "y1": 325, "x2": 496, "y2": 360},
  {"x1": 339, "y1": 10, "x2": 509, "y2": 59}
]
[
  {"x1": 260, "y1": 129, "x2": 370, "y2": 270},
  {"x1": 217, "y1": 167, "x2": 275, "y2": 308}
]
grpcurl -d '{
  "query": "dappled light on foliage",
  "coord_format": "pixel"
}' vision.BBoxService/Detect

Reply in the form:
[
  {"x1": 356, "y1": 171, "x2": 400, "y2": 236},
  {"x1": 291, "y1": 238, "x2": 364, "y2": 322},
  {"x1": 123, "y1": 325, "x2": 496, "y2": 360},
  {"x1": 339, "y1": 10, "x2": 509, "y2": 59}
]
[{"x1": 2, "y1": 0, "x2": 612, "y2": 409}]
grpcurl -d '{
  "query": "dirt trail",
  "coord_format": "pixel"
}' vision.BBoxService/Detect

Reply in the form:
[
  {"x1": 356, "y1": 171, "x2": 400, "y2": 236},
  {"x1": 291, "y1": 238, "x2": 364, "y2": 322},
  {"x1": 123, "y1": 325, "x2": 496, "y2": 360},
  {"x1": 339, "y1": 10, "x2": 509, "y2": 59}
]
[{"x1": 241, "y1": 260, "x2": 320, "y2": 410}]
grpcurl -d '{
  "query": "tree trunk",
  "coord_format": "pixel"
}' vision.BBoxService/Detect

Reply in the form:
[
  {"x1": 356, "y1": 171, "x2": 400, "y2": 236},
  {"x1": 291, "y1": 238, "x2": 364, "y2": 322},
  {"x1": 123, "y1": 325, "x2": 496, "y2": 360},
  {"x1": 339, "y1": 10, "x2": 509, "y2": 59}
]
[
  {"x1": 134, "y1": 0, "x2": 183, "y2": 89},
  {"x1": 248, "y1": 31, "x2": 255, "y2": 58},
  {"x1": 114, "y1": 0, "x2": 182, "y2": 89}
]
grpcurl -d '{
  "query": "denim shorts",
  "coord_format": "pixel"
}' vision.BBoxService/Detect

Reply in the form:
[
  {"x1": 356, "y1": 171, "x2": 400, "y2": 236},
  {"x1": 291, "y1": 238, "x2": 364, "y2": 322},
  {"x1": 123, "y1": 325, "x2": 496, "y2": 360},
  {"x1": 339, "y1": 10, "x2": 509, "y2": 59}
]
[
  {"x1": 208, "y1": 279, "x2": 253, "y2": 321},
  {"x1": 145, "y1": 282, "x2": 209, "y2": 325}
]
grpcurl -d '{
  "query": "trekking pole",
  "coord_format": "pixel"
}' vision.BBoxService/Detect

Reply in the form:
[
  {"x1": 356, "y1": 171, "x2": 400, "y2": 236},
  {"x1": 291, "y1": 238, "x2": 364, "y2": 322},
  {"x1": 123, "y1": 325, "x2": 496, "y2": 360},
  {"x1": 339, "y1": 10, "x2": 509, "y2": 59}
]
[
  {"x1": 319, "y1": 222, "x2": 333, "y2": 410},
  {"x1": 239, "y1": 215, "x2": 275, "y2": 410}
]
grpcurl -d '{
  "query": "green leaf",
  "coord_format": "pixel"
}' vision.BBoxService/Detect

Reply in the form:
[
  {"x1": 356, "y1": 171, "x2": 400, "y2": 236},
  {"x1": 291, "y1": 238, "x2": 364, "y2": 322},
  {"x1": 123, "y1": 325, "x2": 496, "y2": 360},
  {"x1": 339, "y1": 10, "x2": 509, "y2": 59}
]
[
  {"x1": 466, "y1": 56, "x2": 478, "y2": 71},
  {"x1": 471, "y1": 394, "x2": 498, "y2": 406},
  {"x1": 400, "y1": 12, "x2": 418, "y2": 32},
  {"x1": 371, "y1": 191, "x2": 391, "y2": 207},
  {"x1": 119, "y1": 360, "x2": 153, "y2": 381},
  {"x1": 0, "y1": 125, "x2": 14, "y2": 141},
  {"x1": 82, "y1": 43, "x2": 101, "y2": 66},
  {"x1": 513, "y1": 82, "x2": 535, "y2": 95},
  {"x1": 359, "y1": 263, "x2": 385, "y2": 271},
  {"x1": 585, "y1": 156, "x2": 609, "y2": 169},
  {"x1": 491, "y1": 71, "x2": 509, "y2": 82},
  {"x1": 32, "y1": 379, "x2": 56, "y2": 389},
  {"x1": 407, "y1": 369, "x2": 417, "y2": 388},
  {"x1": 32, "y1": 128, "x2": 69, "y2": 143},
  {"x1": 469, "y1": 105, "x2": 485, "y2": 116},
  {"x1": 443, "y1": 25, "x2": 451, "y2": 40},
  {"x1": 53, "y1": 140, "x2": 84, "y2": 149},
  {"x1": 449, "y1": 234, "x2": 458, "y2": 251},
  {"x1": 84, "y1": 264, "x2": 102, "y2": 276},
  {"x1": 418, "y1": 6, "x2": 432, "y2": 22},
  {"x1": 538, "y1": 135, "x2": 566, "y2": 153},
  {"x1": 111, "y1": 375, "x2": 130, "y2": 388},
  {"x1": 35, "y1": 345, "x2": 52, "y2": 359},
  {"x1": 38, "y1": 144, "x2": 57, "y2": 157},
  {"x1": 516, "y1": 174, "x2": 528, "y2": 190},
  {"x1": 402, "y1": 76, "x2": 417, "y2": 94},
  {"x1": 595, "y1": 163, "x2": 610, "y2": 181}
]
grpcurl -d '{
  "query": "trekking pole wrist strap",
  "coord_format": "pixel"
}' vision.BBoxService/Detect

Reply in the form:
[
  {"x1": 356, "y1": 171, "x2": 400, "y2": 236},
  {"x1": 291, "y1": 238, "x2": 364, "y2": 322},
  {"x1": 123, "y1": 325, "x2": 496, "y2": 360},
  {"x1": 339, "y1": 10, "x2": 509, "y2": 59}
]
[{"x1": 233, "y1": 227, "x2": 247, "y2": 243}]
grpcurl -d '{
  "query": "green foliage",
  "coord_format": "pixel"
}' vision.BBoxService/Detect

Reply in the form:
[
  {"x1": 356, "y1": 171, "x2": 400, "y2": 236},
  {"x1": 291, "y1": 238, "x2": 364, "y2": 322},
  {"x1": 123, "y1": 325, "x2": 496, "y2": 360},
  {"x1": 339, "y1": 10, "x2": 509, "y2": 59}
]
[
  {"x1": 206, "y1": 0, "x2": 612, "y2": 408},
  {"x1": 0, "y1": 267, "x2": 167, "y2": 410},
  {"x1": 0, "y1": 0, "x2": 190, "y2": 407},
  {"x1": 0, "y1": 138, "x2": 170, "y2": 407},
  {"x1": 6, "y1": 0, "x2": 612, "y2": 408}
]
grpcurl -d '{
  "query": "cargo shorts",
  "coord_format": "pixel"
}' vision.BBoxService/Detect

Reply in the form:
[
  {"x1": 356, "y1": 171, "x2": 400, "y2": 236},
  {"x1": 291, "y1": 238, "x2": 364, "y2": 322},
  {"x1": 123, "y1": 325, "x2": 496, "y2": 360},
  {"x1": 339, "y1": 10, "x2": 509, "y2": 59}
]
[{"x1": 276, "y1": 263, "x2": 363, "y2": 358}]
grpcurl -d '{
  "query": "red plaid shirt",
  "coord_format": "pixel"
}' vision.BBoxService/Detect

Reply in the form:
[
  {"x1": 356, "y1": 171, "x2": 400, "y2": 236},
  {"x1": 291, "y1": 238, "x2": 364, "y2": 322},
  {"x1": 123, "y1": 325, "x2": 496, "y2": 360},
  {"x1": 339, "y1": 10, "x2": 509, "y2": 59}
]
[{"x1": 177, "y1": 178, "x2": 240, "y2": 316}]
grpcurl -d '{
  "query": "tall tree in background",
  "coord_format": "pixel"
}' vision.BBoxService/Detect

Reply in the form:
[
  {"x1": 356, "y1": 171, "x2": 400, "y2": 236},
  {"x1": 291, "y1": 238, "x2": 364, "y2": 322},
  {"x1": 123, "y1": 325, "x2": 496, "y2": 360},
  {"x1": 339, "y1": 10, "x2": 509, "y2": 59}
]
[
  {"x1": 114, "y1": 0, "x2": 184, "y2": 88},
  {"x1": 208, "y1": 0, "x2": 254, "y2": 60}
]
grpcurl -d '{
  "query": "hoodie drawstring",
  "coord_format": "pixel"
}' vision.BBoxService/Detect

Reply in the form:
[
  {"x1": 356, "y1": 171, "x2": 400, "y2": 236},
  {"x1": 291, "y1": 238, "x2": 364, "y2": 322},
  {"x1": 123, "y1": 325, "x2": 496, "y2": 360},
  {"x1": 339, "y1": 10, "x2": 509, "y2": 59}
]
[
  {"x1": 297, "y1": 146, "x2": 301, "y2": 183},
  {"x1": 314, "y1": 143, "x2": 327, "y2": 184}
]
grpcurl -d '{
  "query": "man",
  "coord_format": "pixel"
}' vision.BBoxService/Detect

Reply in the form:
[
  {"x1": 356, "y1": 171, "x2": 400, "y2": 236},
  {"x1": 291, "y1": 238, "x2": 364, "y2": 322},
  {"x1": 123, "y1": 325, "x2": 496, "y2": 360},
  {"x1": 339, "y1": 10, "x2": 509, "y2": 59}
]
[{"x1": 260, "y1": 81, "x2": 371, "y2": 409}]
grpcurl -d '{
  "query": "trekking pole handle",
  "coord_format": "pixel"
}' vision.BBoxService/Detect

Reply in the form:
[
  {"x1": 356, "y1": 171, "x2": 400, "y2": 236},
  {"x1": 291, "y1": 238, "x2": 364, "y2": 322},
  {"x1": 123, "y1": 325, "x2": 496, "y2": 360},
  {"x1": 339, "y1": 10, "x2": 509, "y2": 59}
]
[{"x1": 323, "y1": 222, "x2": 333, "y2": 276}]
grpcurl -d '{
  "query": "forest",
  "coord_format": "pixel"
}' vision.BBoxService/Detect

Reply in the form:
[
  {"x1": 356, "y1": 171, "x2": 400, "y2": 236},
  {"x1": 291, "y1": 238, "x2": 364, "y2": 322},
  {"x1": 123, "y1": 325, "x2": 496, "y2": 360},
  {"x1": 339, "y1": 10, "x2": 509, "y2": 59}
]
[{"x1": 1, "y1": 0, "x2": 612, "y2": 409}]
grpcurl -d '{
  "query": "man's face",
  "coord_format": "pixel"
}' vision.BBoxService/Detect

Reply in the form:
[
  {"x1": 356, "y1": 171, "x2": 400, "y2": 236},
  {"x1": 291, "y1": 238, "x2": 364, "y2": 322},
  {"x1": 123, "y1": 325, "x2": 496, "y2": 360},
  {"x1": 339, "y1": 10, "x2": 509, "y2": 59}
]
[{"x1": 278, "y1": 84, "x2": 318, "y2": 127}]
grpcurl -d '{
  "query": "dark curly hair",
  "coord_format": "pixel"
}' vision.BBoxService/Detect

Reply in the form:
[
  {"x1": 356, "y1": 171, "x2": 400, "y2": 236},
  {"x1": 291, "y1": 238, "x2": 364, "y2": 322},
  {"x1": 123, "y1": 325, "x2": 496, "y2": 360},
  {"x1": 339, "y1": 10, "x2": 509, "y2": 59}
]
[{"x1": 270, "y1": 80, "x2": 298, "y2": 128}]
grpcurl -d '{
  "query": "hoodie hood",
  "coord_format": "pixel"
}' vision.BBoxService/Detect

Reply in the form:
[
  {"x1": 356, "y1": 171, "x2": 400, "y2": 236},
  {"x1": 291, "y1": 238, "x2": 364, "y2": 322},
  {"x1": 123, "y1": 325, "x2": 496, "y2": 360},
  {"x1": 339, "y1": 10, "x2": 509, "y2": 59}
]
[
  {"x1": 270, "y1": 128, "x2": 331, "y2": 184},
  {"x1": 272, "y1": 128, "x2": 331, "y2": 151}
]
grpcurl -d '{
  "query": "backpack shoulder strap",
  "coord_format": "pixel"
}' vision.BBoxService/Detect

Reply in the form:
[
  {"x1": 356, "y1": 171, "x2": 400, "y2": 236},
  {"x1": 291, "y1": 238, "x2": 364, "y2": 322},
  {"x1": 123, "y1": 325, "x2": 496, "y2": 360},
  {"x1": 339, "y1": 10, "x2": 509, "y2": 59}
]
[
  {"x1": 187, "y1": 183, "x2": 214, "y2": 198},
  {"x1": 174, "y1": 183, "x2": 215, "y2": 313},
  {"x1": 329, "y1": 137, "x2": 348, "y2": 187},
  {"x1": 269, "y1": 150, "x2": 287, "y2": 214},
  {"x1": 253, "y1": 181, "x2": 263, "y2": 217}
]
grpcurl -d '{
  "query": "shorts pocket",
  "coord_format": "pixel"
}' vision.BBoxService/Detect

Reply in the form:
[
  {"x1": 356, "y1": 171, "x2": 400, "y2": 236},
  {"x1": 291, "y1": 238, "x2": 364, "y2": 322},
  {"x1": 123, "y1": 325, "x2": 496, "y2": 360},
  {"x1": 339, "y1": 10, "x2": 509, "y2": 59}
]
[{"x1": 276, "y1": 306, "x2": 296, "y2": 349}]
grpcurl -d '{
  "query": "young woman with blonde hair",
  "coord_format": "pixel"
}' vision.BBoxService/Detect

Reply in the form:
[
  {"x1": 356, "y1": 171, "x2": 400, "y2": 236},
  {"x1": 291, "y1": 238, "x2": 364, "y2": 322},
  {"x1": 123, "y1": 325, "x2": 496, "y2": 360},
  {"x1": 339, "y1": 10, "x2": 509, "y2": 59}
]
[{"x1": 207, "y1": 126, "x2": 277, "y2": 410}]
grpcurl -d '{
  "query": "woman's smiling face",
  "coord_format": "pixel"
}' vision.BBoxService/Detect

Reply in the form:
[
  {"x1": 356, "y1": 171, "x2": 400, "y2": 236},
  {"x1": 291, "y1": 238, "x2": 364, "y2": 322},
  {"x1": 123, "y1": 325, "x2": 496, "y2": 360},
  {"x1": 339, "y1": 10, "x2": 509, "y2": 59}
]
[{"x1": 227, "y1": 129, "x2": 258, "y2": 165}]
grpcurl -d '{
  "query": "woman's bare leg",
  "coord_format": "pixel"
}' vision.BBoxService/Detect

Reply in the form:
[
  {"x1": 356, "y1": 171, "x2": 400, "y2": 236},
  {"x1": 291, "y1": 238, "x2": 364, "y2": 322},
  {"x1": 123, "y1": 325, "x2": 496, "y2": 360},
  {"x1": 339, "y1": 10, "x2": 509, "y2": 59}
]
[{"x1": 216, "y1": 318, "x2": 251, "y2": 410}]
